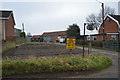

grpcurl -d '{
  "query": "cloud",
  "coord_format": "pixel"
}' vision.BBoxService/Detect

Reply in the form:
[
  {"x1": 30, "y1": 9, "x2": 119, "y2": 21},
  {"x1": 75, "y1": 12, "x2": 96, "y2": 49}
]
[{"x1": 3, "y1": 2, "x2": 117, "y2": 35}]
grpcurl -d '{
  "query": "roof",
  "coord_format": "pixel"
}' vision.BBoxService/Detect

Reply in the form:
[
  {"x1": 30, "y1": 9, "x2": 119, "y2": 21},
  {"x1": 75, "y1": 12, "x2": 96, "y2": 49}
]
[
  {"x1": 99, "y1": 14, "x2": 120, "y2": 31},
  {"x1": 14, "y1": 28, "x2": 22, "y2": 31},
  {"x1": 0, "y1": 10, "x2": 15, "y2": 25},
  {"x1": 109, "y1": 15, "x2": 120, "y2": 24},
  {"x1": 90, "y1": 32, "x2": 119, "y2": 36},
  {"x1": 0, "y1": 10, "x2": 12, "y2": 19},
  {"x1": 32, "y1": 35, "x2": 42, "y2": 38},
  {"x1": 42, "y1": 30, "x2": 67, "y2": 36}
]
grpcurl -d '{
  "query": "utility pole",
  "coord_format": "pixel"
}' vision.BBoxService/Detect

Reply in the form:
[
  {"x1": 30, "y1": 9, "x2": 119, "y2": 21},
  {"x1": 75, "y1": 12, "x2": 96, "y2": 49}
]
[
  {"x1": 96, "y1": 0, "x2": 105, "y2": 41},
  {"x1": 22, "y1": 23, "x2": 24, "y2": 32},
  {"x1": 83, "y1": 23, "x2": 86, "y2": 58},
  {"x1": 102, "y1": 3, "x2": 105, "y2": 41}
]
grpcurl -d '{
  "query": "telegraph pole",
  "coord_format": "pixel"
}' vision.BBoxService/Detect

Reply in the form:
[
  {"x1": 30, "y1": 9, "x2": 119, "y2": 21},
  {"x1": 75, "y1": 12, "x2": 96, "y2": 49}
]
[
  {"x1": 22, "y1": 23, "x2": 24, "y2": 32},
  {"x1": 102, "y1": 3, "x2": 105, "y2": 41},
  {"x1": 83, "y1": 23, "x2": 86, "y2": 58},
  {"x1": 96, "y1": 0, "x2": 105, "y2": 41}
]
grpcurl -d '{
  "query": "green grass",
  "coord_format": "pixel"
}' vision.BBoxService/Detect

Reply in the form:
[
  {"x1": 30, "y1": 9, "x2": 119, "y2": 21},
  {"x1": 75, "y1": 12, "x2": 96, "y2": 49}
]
[
  {"x1": 2, "y1": 44, "x2": 15, "y2": 53},
  {"x1": 2, "y1": 54, "x2": 112, "y2": 76},
  {"x1": 25, "y1": 42, "x2": 43, "y2": 45}
]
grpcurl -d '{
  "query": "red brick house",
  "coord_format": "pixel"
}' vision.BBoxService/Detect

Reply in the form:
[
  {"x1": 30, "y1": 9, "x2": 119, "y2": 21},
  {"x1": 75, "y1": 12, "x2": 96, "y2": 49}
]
[
  {"x1": 31, "y1": 35, "x2": 42, "y2": 42},
  {"x1": 0, "y1": 10, "x2": 16, "y2": 41},
  {"x1": 96, "y1": 14, "x2": 120, "y2": 40},
  {"x1": 42, "y1": 30, "x2": 67, "y2": 42}
]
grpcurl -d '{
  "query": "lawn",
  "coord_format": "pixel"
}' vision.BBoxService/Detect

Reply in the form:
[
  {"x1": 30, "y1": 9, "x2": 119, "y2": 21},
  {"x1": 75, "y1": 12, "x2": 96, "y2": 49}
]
[{"x1": 2, "y1": 54, "x2": 112, "y2": 76}]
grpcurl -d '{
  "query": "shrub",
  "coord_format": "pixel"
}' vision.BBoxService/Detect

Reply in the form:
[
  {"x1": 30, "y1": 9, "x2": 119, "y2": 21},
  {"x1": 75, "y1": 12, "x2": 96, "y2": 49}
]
[
  {"x1": 76, "y1": 40, "x2": 103, "y2": 48},
  {"x1": 20, "y1": 32, "x2": 26, "y2": 38}
]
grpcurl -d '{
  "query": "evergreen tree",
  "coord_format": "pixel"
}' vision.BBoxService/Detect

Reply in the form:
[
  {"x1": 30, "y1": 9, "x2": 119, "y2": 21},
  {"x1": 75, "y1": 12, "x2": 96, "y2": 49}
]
[{"x1": 67, "y1": 24, "x2": 80, "y2": 39}]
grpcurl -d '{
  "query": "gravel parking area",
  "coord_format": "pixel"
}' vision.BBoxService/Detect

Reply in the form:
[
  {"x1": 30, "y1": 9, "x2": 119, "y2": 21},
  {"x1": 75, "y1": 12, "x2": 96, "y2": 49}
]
[{"x1": 2, "y1": 43, "x2": 85, "y2": 60}]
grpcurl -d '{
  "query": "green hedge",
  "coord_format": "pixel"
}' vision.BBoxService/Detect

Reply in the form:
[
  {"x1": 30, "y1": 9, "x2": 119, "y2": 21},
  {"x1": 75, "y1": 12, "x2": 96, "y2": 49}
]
[
  {"x1": 76, "y1": 40, "x2": 103, "y2": 47},
  {"x1": 3, "y1": 54, "x2": 112, "y2": 76}
]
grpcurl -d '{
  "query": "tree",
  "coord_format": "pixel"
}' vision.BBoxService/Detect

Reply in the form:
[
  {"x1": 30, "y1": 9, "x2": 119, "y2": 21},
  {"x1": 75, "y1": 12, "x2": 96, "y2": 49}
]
[
  {"x1": 86, "y1": 6, "x2": 115, "y2": 30},
  {"x1": 20, "y1": 32, "x2": 26, "y2": 38},
  {"x1": 67, "y1": 24, "x2": 80, "y2": 39}
]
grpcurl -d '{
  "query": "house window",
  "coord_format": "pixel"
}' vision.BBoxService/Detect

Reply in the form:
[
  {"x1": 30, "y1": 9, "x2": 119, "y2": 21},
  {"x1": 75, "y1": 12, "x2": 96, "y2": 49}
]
[
  {"x1": 92, "y1": 36, "x2": 96, "y2": 40},
  {"x1": 111, "y1": 35, "x2": 116, "y2": 40}
]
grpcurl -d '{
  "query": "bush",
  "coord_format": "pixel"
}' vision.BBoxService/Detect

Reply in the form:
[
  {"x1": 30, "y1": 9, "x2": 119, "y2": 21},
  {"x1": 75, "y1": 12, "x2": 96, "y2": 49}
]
[
  {"x1": 76, "y1": 40, "x2": 88, "y2": 45},
  {"x1": 2, "y1": 54, "x2": 112, "y2": 76},
  {"x1": 76, "y1": 40, "x2": 103, "y2": 48},
  {"x1": 20, "y1": 32, "x2": 26, "y2": 38},
  {"x1": 90, "y1": 40, "x2": 103, "y2": 47}
]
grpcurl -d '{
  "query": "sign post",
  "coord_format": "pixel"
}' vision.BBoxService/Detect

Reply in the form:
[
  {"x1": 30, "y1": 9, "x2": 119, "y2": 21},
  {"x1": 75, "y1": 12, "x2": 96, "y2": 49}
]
[{"x1": 66, "y1": 38, "x2": 76, "y2": 53}]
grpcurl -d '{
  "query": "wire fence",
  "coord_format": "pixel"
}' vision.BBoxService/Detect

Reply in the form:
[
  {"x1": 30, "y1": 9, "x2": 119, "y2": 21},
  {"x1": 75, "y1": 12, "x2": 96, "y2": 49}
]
[{"x1": 103, "y1": 40, "x2": 120, "y2": 51}]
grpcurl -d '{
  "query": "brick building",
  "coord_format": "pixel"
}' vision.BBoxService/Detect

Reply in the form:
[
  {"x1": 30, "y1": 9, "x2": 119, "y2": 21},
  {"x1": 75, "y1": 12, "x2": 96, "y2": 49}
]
[
  {"x1": 31, "y1": 35, "x2": 42, "y2": 42},
  {"x1": 96, "y1": 14, "x2": 120, "y2": 40},
  {"x1": 14, "y1": 28, "x2": 21, "y2": 37},
  {"x1": 0, "y1": 10, "x2": 16, "y2": 41},
  {"x1": 42, "y1": 30, "x2": 67, "y2": 42}
]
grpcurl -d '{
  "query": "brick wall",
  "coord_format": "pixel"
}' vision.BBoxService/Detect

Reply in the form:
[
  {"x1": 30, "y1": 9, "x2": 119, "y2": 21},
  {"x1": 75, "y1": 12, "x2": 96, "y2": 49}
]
[
  {"x1": 5, "y1": 15, "x2": 15, "y2": 41},
  {"x1": 99, "y1": 16, "x2": 119, "y2": 34},
  {"x1": 97, "y1": 16, "x2": 119, "y2": 40}
]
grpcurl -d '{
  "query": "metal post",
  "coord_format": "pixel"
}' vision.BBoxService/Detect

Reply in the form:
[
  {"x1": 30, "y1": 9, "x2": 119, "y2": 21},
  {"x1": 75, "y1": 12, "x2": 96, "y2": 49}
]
[
  {"x1": 70, "y1": 49, "x2": 72, "y2": 54},
  {"x1": 90, "y1": 40, "x2": 92, "y2": 53},
  {"x1": 102, "y1": 3, "x2": 105, "y2": 41},
  {"x1": 22, "y1": 23, "x2": 24, "y2": 32},
  {"x1": 83, "y1": 23, "x2": 86, "y2": 58}
]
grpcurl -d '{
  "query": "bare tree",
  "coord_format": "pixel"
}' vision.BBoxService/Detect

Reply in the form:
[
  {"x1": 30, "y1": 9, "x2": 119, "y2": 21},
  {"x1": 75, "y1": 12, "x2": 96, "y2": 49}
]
[{"x1": 86, "y1": 6, "x2": 115, "y2": 31}]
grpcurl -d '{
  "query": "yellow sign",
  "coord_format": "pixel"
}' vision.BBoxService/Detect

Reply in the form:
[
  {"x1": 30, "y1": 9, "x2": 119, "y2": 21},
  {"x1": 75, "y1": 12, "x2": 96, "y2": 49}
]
[{"x1": 66, "y1": 38, "x2": 76, "y2": 49}]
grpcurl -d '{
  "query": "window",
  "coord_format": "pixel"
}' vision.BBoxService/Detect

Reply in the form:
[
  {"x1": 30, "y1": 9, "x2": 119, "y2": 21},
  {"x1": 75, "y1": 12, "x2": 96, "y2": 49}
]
[
  {"x1": 111, "y1": 35, "x2": 116, "y2": 40},
  {"x1": 92, "y1": 36, "x2": 96, "y2": 40}
]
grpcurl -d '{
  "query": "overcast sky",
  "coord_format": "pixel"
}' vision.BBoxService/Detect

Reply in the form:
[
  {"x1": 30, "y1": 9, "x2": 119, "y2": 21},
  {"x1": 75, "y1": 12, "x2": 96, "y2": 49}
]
[{"x1": 1, "y1": 0, "x2": 119, "y2": 35}]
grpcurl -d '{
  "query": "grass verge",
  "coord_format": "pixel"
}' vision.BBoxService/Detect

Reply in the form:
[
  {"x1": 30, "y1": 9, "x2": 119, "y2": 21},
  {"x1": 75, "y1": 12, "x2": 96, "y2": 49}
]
[
  {"x1": 2, "y1": 54, "x2": 112, "y2": 76},
  {"x1": 25, "y1": 42, "x2": 42, "y2": 45},
  {"x1": 2, "y1": 44, "x2": 15, "y2": 53}
]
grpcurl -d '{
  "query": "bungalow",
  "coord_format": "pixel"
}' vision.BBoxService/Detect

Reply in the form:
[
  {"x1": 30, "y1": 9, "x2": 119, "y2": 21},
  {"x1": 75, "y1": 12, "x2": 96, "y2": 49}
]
[
  {"x1": 31, "y1": 35, "x2": 42, "y2": 42},
  {"x1": 0, "y1": 10, "x2": 16, "y2": 41},
  {"x1": 42, "y1": 30, "x2": 67, "y2": 42},
  {"x1": 96, "y1": 14, "x2": 120, "y2": 41}
]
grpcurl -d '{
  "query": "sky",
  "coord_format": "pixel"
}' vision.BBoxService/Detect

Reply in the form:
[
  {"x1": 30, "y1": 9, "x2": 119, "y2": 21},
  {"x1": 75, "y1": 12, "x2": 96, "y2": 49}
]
[{"x1": 1, "y1": 0, "x2": 120, "y2": 35}]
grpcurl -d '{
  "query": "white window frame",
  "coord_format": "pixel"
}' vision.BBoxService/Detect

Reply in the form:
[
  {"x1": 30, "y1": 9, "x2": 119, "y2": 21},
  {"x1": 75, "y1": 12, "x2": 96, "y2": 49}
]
[{"x1": 111, "y1": 35, "x2": 116, "y2": 40}]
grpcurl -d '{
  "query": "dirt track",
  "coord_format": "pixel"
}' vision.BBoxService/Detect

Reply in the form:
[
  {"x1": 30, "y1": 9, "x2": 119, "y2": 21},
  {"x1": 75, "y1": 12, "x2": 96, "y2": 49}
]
[{"x1": 2, "y1": 43, "x2": 119, "y2": 79}]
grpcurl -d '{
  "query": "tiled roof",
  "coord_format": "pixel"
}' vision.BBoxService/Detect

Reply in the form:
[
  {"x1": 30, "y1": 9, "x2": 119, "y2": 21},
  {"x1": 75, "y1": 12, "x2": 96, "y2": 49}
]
[
  {"x1": 0, "y1": 10, "x2": 12, "y2": 19},
  {"x1": 32, "y1": 35, "x2": 42, "y2": 38},
  {"x1": 42, "y1": 30, "x2": 67, "y2": 36}
]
